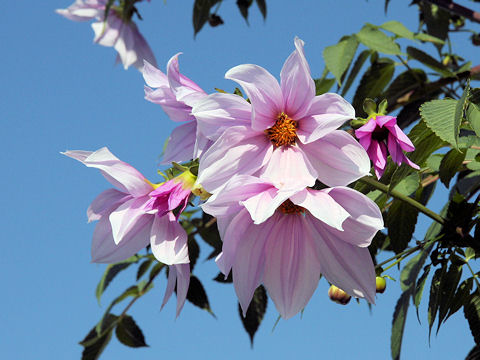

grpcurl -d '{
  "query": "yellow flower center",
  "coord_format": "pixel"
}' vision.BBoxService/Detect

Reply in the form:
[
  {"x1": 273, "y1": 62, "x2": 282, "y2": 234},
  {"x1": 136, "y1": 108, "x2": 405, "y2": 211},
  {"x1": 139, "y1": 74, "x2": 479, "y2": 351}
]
[
  {"x1": 278, "y1": 199, "x2": 305, "y2": 214},
  {"x1": 264, "y1": 113, "x2": 298, "y2": 147}
]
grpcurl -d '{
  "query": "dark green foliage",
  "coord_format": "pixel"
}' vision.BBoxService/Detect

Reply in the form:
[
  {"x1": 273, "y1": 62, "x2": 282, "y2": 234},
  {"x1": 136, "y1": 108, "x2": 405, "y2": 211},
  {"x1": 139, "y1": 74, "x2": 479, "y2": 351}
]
[
  {"x1": 115, "y1": 315, "x2": 148, "y2": 348},
  {"x1": 387, "y1": 200, "x2": 419, "y2": 254},
  {"x1": 213, "y1": 271, "x2": 233, "y2": 283},
  {"x1": 314, "y1": 77, "x2": 335, "y2": 95},
  {"x1": 439, "y1": 149, "x2": 466, "y2": 187},
  {"x1": 187, "y1": 236, "x2": 200, "y2": 270},
  {"x1": 187, "y1": 275, "x2": 213, "y2": 313},
  {"x1": 193, "y1": 0, "x2": 222, "y2": 36},
  {"x1": 391, "y1": 291, "x2": 410, "y2": 360},
  {"x1": 80, "y1": 314, "x2": 118, "y2": 360},
  {"x1": 136, "y1": 259, "x2": 153, "y2": 281},
  {"x1": 465, "y1": 294, "x2": 480, "y2": 344},
  {"x1": 238, "y1": 285, "x2": 267, "y2": 345},
  {"x1": 341, "y1": 50, "x2": 370, "y2": 96}
]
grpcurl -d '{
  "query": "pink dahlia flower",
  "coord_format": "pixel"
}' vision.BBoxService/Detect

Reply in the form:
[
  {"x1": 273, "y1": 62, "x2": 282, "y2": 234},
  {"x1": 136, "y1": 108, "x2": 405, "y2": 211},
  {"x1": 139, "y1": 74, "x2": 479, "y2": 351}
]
[
  {"x1": 193, "y1": 37, "x2": 370, "y2": 193},
  {"x1": 56, "y1": 0, "x2": 156, "y2": 71},
  {"x1": 143, "y1": 55, "x2": 210, "y2": 163},
  {"x1": 202, "y1": 175, "x2": 383, "y2": 319},
  {"x1": 355, "y1": 115, "x2": 420, "y2": 178},
  {"x1": 63, "y1": 147, "x2": 192, "y2": 315}
]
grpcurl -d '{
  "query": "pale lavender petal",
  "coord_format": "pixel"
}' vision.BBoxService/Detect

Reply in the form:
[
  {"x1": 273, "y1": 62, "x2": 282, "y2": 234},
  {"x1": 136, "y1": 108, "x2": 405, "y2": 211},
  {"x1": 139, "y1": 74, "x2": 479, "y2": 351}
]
[
  {"x1": 225, "y1": 64, "x2": 283, "y2": 131},
  {"x1": 162, "y1": 121, "x2": 196, "y2": 164},
  {"x1": 297, "y1": 93, "x2": 355, "y2": 144},
  {"x1": 197, "y1": 126, "x2": 273, "y2": 193},
  {"x1": 232, "y1": 217, "x2": 273, "y2": 315},
  {"x1": 173, "y1": 263, "x2": 190, "y2": 316},
  {"x1": 289, "y1": 188, "x2": 349, "y2": 230},
  {"x1": 216, "y1": 208, "x2": 252, "y2": 276},
  {"x1": 91, "y1": 212, "x2": 151, "y2": 263},
  {"x1": 161, "y1": 264, "x2": 176, "y2": 309},
  {"x1": 109, "y1": 197, "x2": 152, "y2": 244},
  {"x1": 144, "y1": 86, "x2": 192, "y2": 122},
  {"x1": 280, "y1": 37, "x2": 315, "y2": 120},
  {"x1": 56, "y1": 2, "x2": 101, "y2": 22},
  {"x1": 259, "y1": 145, "x2": 317, "y2": 190},
  {"x1": 300, "y1": 130, "x2": 370, "y2": 186},
  {"x1": 87, "y1": 188, "x2": 129, "y2": 222},
  {"x1": 263, "y1": 213, "x2": 321, "y2": 319},
  {"x1": 150, "y1": 213, "x2": 189, "y2": 265},
  {"x1": 241, "y1": 187, "x2": 293, "y2": 225},
  {"x1": 193, "y1": 93, "x2": 252, "y2": 142},
  {"x1": 113, "y1": 21, "x2": 156, "y2": 70},
  {"x1": 167, "y1": 53, "x2": 206, "y2": 107},
  {"x1": 62, "y1": 147, "x2": 153, "y2": 196},
  {"x1": 307, "y1": 215, "x2": 376, "y2": 303},
  {"x1": 322, "y1": 187, "x2": 384, "y2": 247},
  {"x1": 193, "y1": 128, "x2": 212, "y2": 160},
  {"x1": 92, "y1": 16, "x2": 120, "y2": 47},
  {"x1": 143, "y1": 60, "x2": 169, "y2": 88},
  {"x1": 202, "y1": 175, "x2": 273, "y2": 218}
]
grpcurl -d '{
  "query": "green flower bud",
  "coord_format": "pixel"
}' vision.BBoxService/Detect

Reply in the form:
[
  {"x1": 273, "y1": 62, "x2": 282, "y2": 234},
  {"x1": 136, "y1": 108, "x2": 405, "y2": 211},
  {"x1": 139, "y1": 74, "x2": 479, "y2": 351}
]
[{"x1": 376, "y1": 276, "x2": 387, "y2": 294}]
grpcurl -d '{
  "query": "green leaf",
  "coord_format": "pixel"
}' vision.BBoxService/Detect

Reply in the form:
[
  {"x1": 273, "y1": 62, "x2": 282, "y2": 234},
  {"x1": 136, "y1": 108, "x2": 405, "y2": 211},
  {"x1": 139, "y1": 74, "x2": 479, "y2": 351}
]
[
  {"x1": 445, "y1": 277, "x2": 473, "y2": 323},
  {"x1": 186, "y1": 275, "x2": 213, "y2": 313},
  {"x1": 115, "y1": 315, "x2": 148, "y2": 348},
  {"x1": 406, "y1": 46, "x2": 454, "y2": 77},
  {"x1": 193, "y1": 0, "x2": 221, "y2": 36},
  {"x1": 391, "y1": 291, "x2": 410, "y2": 360},
  {"x1": 414, "y1": 265, "x2": 431, "y2": 322},
  {"x1": 414, "y1": 33, "x2": 445, "y2": 45},
  {"x1": 323, "y1": 37, "x2": 358, "y2": 85},
  {"x1": 420, "y1": 99, "x2": 459, "y2": 149},
  {"x1": 80, "y1": 313, "x2": 118, "y2": 360},
  {"x1": 387, "y1": 199, "x2": 419, "y2": 254},
  {"x1": 464, "y1": 294, "x2": 480, "y2": 344},
  {"x1": 466, "y1": 248, "x2": 477, "y2": 261},
  {"x1": 467, "y1": 104, "x2": 480, "y2": 138},
  {"x1": 149, "y1": 262, "x2": 165, "y2": 282},
  {"x1": 236, "y1": 0, "x2": 253, "y2": 23},
  {"x1": 187, "y1": 236, "x2": 200, "y2": 270},
  {"x1": 384, "y1": 69, "x2": 427, "y2": 105},
  {"x1": 341, "y1": 49, "x2": 370, "y2": 96},
  {"x1": 97, "y1": 285, "x2": 140, "y2": 333},
  {"x1": 428, "y1": 266, "x2": 445, "y2": 338},
  {"x1": 352, "y1": 60, "x2": 395, "y2": 116},
  {"x1": 380, "y1": 20, "x2": 415, "y2": 40},
  {"x1": 238, "y1": 285, "x2": 268, "y2": 345},
  {"x1": 439, "y1": 149, "x2": 466, "y2": 187},
  {"x1": 400, "y1": 240, "x2": 435, "y2": 292},
  {"x1": 393, "y1": 172, "x2": 420, "y2": 196},
  {"x1": 255, "y1": 0, "x2": 266, "y2": 19},
  {"x1": 213, "y1": 271, "x2": 233, "y2": 283},
  {"x1": 436, "y1": 264, "x2": 463, "y2": 333},
  {"x1": 96, "y1": 255, "x2": 139, "y2": 305},
  {"x1": 426, "y1": 153, "x2": 443, "y2": 172},
  {"x1": 136, "y1": 259, "x2": 153, "y2": 281},
  {"x1": 420, "y1": 2, "x2": 449, "y2": 48},
  {"x1": 356, "y1": 25, "x2": 402, "y2": 55},
  {"x1": 314, "y1": 77, "x2": 335, "y2": 95}
]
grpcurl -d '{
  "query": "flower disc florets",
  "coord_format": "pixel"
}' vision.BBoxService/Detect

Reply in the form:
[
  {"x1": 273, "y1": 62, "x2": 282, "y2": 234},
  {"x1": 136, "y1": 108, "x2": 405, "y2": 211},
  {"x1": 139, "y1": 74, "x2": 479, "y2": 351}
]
[
  {"x1": 264, "y1": 112, "x2": 298, "y2": 147},
  {"x1": 279, "y1": 199, "x2": 305, "y2": 214}
]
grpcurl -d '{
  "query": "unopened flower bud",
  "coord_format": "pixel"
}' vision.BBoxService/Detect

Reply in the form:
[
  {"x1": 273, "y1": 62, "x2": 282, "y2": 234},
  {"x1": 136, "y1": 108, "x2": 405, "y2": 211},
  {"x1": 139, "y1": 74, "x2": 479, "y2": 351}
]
[
  {"x1": 328, "y1": 285, "x2": 351, "y2": 305},
  {"x1": 376, "y1": 276, "x2": 387, "y2": 294}
]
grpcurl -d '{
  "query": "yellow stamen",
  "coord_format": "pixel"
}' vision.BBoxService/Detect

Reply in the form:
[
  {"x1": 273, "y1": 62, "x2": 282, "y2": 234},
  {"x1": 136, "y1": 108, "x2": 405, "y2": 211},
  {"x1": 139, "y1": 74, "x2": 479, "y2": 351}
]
[
  {"x1": 265, "y1": 113, "x2": 298, "y2": 147},
  {"x1": 278, "y1": 199, "x2": 305, "y2": 214}
]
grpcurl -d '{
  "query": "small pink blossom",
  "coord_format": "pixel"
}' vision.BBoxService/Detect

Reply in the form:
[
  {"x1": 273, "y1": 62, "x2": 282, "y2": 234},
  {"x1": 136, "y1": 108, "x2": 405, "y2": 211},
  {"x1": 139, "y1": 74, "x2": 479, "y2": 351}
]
[
  {"x1": 143, "y1": 55, "x2": 210, "y2": 163},
  {"x1": 63, "y1": 147, "x2": 192, "y2": 315},
  {"x1": 202, "y1": 175, "x2": 383, "y2": 319},
  {"x1": 355, "y1": 115, "x2": 420, "y2": 178},
  {"x1": 193, "y1": 37, "x2": 370, "y2": 193},
  {"x1": 57, "y1": 0, "x2": 156, "y2": 71}
]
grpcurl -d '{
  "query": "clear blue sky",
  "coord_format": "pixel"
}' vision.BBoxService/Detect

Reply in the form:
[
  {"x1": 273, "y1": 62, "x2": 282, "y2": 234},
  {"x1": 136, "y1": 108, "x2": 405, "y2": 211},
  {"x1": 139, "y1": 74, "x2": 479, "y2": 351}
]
[{"x1": 1, "y1": 0, "x2": 477, "y2": 359}]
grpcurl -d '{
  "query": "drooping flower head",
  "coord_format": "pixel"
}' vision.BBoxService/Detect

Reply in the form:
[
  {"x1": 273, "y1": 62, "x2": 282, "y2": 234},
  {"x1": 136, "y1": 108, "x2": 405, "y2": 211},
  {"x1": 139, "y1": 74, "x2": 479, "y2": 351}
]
[
  {"x1": 355, "y1": 114, "x2": 420, "y2": 178},
  {"x1": 193, "y1": 37, "x2": 370, "y2": 193},
  {"x1": 202, "y1": 175, "x2": 384, "y2": 319},
  {"x1": 143, "y1": 55, "x2": 210, "y2": 163},
  {"x1": 57, "y1": 0, "x2": 156, "y2": 71},
  {"x1": 62, "y1": 147, "x2": 194, "y2": 315}
]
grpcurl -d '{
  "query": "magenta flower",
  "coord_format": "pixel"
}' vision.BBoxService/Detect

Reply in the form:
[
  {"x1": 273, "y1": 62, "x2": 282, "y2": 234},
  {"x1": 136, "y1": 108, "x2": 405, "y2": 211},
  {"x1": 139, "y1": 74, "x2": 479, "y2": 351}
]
[
  {"x1": 355, "y1": 115, "x2": 420, "y2": 178},
  {"x1": 202, "y1": 175, "x2": 383, "y2": 319},
  {"x1": 57, "y1": 0, "x2": 156, "y2": 71},
  {"x1": 63, "y1": 147, "x2": 193, "y2": 315},
  {"x1": 193, "y1": 37, "x2": 370, "y2": 193},
  {"x1": 143, "y1": 55, "x2": 210, "y2": 163}
]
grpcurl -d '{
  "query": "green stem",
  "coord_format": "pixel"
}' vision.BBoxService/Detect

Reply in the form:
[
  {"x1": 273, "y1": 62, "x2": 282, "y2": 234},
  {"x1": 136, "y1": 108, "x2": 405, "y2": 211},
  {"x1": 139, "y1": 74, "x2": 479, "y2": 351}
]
[
  {"x1": 376, "y1": 244, "x2": 422, "y2": 270},
  {"x1": 359, "y1": 176, "x2": 445, "y2": 225}
]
